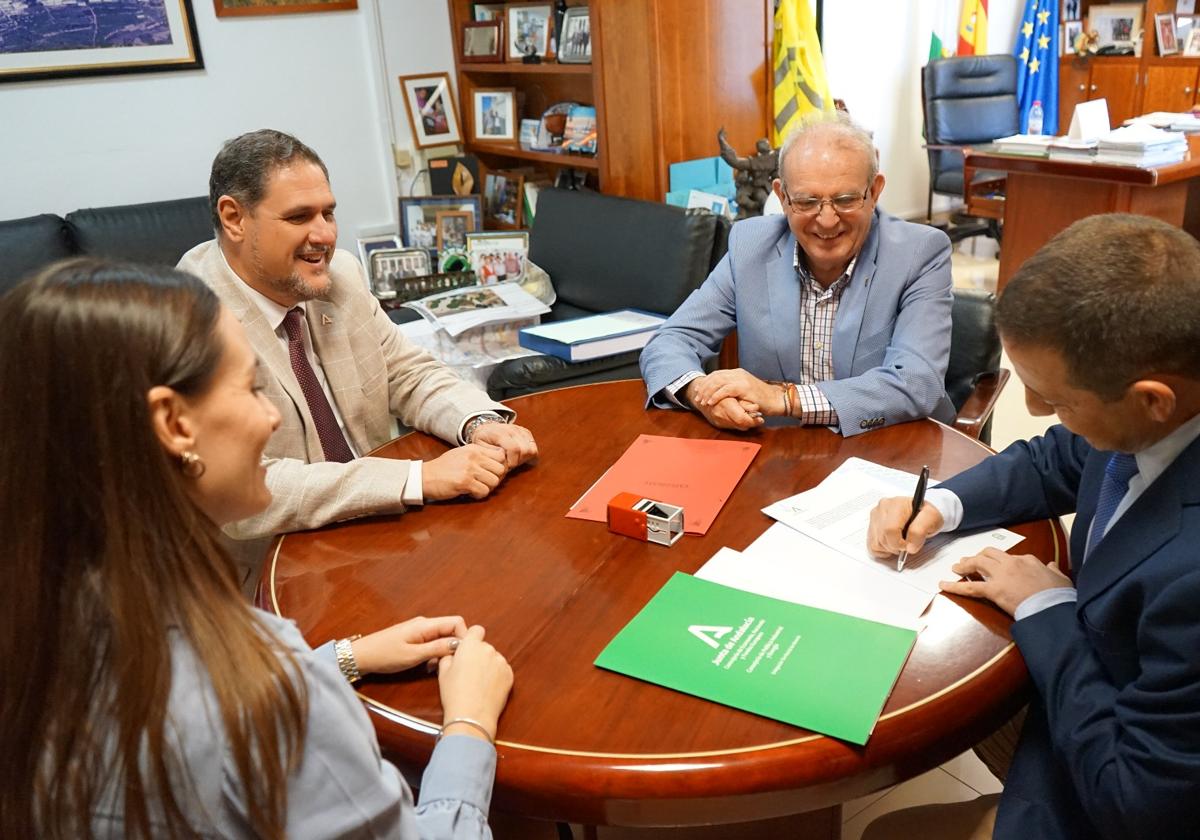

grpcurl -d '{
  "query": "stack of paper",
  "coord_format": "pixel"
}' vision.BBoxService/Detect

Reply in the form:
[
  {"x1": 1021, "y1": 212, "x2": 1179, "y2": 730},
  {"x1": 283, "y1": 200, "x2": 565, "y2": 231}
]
[
  {"x1": 1127, "y1": 111, "x2": 1200, "y2": 132},
  {"x1": 1094, "y1": 123, "x2": 1189, "y2": 167},
  {"x1": 992, "y1": 133, "x2": 1056, "y2": 156},
  {"x1": 519, "y1": 309, "x2": 666, "y2": 362},
  {"x1": 1047, "y1": 136, "x2": 1099, "y2": 162}
]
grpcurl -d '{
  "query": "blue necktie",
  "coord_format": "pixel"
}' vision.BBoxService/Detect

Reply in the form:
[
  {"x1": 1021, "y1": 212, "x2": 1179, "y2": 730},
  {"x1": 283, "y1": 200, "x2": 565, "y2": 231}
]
[{"x1": 1087, "y1": 452, "x2": 1138, "y2": 560}]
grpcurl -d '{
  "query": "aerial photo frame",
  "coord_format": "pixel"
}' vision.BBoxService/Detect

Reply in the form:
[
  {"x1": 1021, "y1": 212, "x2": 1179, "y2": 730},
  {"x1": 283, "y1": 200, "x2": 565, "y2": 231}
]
[{"x1": 1, "y1": 0, "x2": 203, "y2": 84}]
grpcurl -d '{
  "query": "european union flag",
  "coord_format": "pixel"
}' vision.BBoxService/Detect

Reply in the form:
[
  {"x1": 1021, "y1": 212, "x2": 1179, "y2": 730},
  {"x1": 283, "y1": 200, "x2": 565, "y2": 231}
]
[{"x1": 1013, "y1": 0, "x2": 1059, "y2": 134}]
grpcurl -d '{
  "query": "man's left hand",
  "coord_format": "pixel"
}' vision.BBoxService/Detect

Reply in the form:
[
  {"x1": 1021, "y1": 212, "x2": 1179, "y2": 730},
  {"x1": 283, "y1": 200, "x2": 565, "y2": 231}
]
[
  {"x1": 689, "y1": 369, "x2": 784, "y2": 416},
  {"x1": 471, "y1": 422, "x2": 538, "y2": 469},
  {"x1": 939, "y1": 548, "x2": 1072, "y2": 617}
]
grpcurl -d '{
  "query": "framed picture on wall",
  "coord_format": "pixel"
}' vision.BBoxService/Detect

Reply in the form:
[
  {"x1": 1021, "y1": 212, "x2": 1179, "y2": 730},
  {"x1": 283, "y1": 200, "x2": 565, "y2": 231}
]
[
  {"x1": 0, "y1": 0, "x2": 203, "y2": 84},
  {"x1": 463, "y1": 21, "x2": 504, "y2": 63},
  {"x1": 472, "y1": 88, "x2": 518, "y2": 143},
  {"x1": 557, "y1": 7, "x2": 592, "y2": 64},
  {"x1": 506, "y1": 3, "x2": 554, "y2": 61},
  {"x1": 213, "y1": 0, "x2": 356, "y2": 16},
  {"x1": 1156, "y1": 13, "x2": 1181, "y2": 55},
  {"x1": 398, "y1": 72, "x2": 463, "y2": 149}
]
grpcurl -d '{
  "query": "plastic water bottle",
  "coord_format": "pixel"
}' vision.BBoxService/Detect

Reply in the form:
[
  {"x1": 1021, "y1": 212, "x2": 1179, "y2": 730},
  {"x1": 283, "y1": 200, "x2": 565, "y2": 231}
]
[{"x1": 1028, "y1": 100, "x2": 1044, "y2": 136}]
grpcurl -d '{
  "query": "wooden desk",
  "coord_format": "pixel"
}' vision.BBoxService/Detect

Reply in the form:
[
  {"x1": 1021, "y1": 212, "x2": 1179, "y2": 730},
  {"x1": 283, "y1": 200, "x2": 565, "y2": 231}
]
[
  {"x1": 966, "y1": 135, "x2": 1200, "y2": 291},
  {"x1": 263, "y1": 380, "x2": 1063, "y2": 832}
]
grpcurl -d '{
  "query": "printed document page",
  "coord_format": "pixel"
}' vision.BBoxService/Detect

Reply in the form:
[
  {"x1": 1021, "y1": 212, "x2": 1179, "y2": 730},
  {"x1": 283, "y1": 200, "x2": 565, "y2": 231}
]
[
  {"x1": 696, "y1": 524, "x2": 930, "y2": 630},
  {"x1": 762, "y1": 458, "x2": 1025, "y2": 595}
]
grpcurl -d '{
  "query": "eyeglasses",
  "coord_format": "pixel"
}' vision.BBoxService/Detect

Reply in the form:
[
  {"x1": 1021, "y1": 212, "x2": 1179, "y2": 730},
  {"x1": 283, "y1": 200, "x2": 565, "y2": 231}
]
[{"x1": 782, "y1": 186, "x2": 870, "y2": 216}]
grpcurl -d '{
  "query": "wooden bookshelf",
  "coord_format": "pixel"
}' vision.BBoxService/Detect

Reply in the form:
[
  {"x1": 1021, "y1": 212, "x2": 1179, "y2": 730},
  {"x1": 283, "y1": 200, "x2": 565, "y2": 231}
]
[{"x1": 446, "y1": 0, "x2": 769, "y2": 201}]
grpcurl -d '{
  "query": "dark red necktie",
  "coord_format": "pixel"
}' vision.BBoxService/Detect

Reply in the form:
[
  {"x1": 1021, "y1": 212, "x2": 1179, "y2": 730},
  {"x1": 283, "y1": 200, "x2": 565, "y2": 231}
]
[{"x1": 282, "y1": 308, "x2": 354, "y2": 463}]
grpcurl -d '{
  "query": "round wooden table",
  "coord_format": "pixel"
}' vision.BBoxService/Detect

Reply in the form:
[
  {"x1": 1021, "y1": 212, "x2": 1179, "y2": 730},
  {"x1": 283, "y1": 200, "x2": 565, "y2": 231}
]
[{"x1": 263, "y1": 380, "x2": 1063, "y2": 829}]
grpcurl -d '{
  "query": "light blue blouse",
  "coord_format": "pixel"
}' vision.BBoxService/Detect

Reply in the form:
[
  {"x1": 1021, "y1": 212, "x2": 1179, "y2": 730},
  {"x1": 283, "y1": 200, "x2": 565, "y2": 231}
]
[{"x1": 90, "y1": 610, "x2": 496, "y2": 839}]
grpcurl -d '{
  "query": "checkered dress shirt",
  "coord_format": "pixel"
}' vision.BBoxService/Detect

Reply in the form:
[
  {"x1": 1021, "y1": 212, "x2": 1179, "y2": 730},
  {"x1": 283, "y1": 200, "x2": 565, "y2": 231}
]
[{"x1": 793, "y1": 243, "x2": 852, "y2": 426}]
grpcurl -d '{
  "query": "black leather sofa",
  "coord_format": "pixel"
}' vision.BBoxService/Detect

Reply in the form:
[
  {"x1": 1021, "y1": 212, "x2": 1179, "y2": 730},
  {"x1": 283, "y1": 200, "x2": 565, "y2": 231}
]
[
  {"x1": 0, "y1": 196, "x2": 213, "y2": 295},
  {"x1": 486, "y1": 188, "x2": 730, "y2": 400}
]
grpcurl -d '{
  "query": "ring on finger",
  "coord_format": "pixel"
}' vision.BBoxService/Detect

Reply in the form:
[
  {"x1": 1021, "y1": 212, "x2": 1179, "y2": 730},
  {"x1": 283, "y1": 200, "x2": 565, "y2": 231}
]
[{"x1": 448, "y1": 639, "x2": 460, "y2": 653}]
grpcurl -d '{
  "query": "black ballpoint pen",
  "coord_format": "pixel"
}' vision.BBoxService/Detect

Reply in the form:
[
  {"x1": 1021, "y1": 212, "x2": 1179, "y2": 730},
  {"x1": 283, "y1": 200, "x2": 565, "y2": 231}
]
[{"x1": 896, "y1": 465, "x2": 930, "y2": 572}]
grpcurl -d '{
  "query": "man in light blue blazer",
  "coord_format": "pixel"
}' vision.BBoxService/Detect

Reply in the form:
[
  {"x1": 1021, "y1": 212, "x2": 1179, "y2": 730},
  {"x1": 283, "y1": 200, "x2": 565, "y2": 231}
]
[
  {"x1": 640, "y1": 111, "x2": 955, "y2": 436},
  {"x1": 865, "y1": 215, "x2": 1200, "y2": 839}
]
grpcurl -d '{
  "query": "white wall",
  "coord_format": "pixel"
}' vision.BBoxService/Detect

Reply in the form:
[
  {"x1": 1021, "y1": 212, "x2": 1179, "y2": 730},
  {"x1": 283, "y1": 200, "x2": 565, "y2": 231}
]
[
  {"x1": 822, "y1": 0, "x2": 1023, "y2": 220},
  {"x1": 0, "y1": 0, "x2": 448, "y2": 248}
]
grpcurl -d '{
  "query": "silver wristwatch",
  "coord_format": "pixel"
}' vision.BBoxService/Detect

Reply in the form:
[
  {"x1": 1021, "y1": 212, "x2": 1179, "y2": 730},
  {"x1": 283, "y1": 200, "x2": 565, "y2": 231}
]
[{"x1": 463, "y1": 412, "x2": 506, "y2": 443}]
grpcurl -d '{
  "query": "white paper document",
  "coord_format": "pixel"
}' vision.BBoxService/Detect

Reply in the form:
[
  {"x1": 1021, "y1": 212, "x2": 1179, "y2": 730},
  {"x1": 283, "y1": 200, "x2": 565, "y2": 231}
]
[
  {"x1": 761, "y1": 458, "x2": 1025, "y2": 595},
  {"x1": 695, "y1": 525, "x2": 929, "y2": 630}
]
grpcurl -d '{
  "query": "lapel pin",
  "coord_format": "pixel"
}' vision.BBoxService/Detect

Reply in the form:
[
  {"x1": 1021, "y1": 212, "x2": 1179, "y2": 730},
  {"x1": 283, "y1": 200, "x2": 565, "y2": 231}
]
[{"x1": 322, "y1": 314, "x2": 334, "y2": 326}]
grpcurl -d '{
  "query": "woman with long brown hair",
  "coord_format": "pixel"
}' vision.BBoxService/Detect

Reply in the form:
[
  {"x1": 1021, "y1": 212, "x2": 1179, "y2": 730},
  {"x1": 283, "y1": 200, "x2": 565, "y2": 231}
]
[{"x1": 0, "y1": 259, "x2": 512, "y2": 838}]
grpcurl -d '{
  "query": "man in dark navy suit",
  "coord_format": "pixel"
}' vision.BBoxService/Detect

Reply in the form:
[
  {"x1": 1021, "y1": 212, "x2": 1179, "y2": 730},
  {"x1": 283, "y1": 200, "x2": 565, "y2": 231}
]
[{"x1": 865, "y1": 214, "x2": 1200, "y2": 840}]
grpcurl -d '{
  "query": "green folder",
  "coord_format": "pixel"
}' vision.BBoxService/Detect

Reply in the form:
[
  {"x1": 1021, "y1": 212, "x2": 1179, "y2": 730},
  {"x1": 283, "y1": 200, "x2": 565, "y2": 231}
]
[{"x1": 594, "y1": 572, "x2": 918, "y2": 745}]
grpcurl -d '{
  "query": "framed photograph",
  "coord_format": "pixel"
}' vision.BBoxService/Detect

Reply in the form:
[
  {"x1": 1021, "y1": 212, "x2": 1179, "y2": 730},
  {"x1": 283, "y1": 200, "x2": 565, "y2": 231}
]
[
  {"x1": 367, "y1": 248, "x2": 432, "y2": 299},
  {"x1": 466, "y1": 231, "x2": 530, "y2": 285},
  {"x1": 506, "y1": 3, "x2": 554, "y2": 61},
  {"x1": 472, "y1": 88, "x2": 518, "y2": 143},
  {"x1": 399, "y1": 195, "x2": 484, "y2": 251},
  {"x1": 0, "y1": 0, "x2": 203, "y2": 84},
  {"x1": 483, "y1": 170, "x2": 526, "y2": 228},
  {"x1": 1157, "y1": 13, "x2": 1181, "y2": 54},
  {"x1": 357, "y1": 235, "x2": 402, "y2": 274},
  {"x1": 214, "y1": 0, "x2": 355, "y2": 17},
  {"x1": 1180, "y1": 1, "x2": 1197, "y2": 15},
  {"x1": 1088, "y1": 4, "x2": 1143, "y2": 49},
  {"x1": 1062, "y1": 0, "x2": 1081, "y2": 19},
  {"x1": 558, "y1": 6, "x2": 592, "y2": 64},
  {"x1": 398, "y1": 73, "x2": 463, "y2": 149},
  {"x1": 435, "y1": 210, "x2": 475, "y2": 251},
  {"x1": 1177, "y1": 15, "x2": 1197, "y2": 46},
  {"x1": 1063, "y1": 20, "x2": 1083, "y2": 54},
  {"x1": 1185, "y1": 26, "x2": 1200, "y2": 55},
  {"x1": 473, "y1": 2, "x2": 507, "y2": 20},
  {"x1": 463, "y1": 21, "x2": 504, "y2": 62}
]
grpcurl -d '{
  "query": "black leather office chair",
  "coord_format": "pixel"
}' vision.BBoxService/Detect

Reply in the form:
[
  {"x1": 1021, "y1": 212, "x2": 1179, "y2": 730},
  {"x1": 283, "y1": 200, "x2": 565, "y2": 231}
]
[
  {"x1": 947, "y1": 288, "x2": 1010, "y2": 445},
  {"x1": 922, "y1": 55, "x2": 1019, "y2": 244},
  {"x1": 486, "y1": 188, "x2": 730, "y2": 400}
]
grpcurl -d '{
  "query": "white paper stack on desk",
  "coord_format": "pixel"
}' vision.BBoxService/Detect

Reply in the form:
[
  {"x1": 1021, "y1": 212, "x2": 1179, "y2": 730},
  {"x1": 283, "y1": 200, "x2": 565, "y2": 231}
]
[
  {"x1": 1094, "y1": 123, "x2": 1189, "y2": 167},
  {"x1": 991, "y1": 133, "x2": 1056, "y2": 156}
]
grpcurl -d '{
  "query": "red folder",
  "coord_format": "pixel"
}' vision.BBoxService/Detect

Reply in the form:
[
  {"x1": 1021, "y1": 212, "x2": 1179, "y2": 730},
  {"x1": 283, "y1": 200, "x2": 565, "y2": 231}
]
[{"x1": 567, "y1": 435, "x2": 760, "y2": 534}]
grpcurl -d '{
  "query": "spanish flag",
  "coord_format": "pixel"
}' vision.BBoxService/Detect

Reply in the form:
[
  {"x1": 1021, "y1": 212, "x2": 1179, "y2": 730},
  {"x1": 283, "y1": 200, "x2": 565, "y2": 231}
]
[
  {"x1": 772, "y1": 0, "x2": 833, "y2": 146},
  {"x1": 957, "y1": 0, "x2": 989, "y2": 55}
]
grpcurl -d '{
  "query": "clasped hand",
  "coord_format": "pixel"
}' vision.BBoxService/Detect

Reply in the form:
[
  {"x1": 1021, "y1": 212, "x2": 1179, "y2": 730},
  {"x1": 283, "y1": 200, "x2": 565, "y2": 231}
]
[
  {"x1": 867, "y1": 496, "x2": 1072, "y2": 617},
  {"x1": 423, "y1": 423, "x2": 538, "y2": 501},
  {"x1": 685, "y1": 369, "x2": 784, "y2": 430},
  {"x1": 351, "y1": 617, "x2": 513, "y2": 743}
]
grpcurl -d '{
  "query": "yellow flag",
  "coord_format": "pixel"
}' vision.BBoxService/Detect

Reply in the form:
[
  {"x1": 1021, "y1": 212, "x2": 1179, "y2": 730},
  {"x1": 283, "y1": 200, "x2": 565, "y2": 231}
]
[
  {"x1": 957, "y1": 0, "x2": 989, "y2": 55},
  {"x1": 772, "y1": 0, "x2": 833, "y2": 146}
]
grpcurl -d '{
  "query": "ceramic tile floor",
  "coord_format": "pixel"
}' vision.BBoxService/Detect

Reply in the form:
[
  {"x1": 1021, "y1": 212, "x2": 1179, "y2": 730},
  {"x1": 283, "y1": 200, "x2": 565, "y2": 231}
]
[{"x1": 836, "y1": 239, "x2": 1065, "y2": 838}]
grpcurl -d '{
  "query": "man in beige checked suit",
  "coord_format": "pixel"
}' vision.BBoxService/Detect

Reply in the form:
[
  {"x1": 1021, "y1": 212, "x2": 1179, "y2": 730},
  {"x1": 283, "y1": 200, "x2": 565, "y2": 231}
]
[{"x1": 179, "y1": 130, "x2": 537, "y2": 593}]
